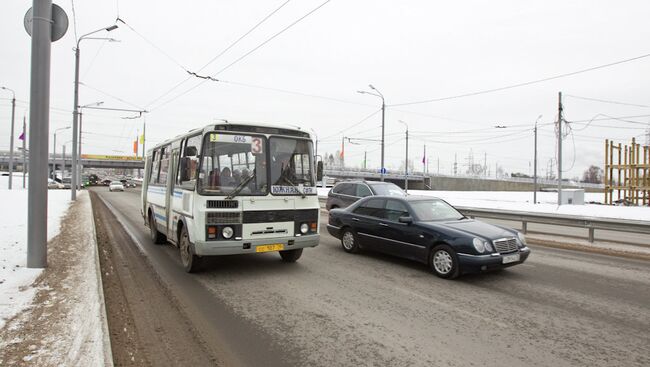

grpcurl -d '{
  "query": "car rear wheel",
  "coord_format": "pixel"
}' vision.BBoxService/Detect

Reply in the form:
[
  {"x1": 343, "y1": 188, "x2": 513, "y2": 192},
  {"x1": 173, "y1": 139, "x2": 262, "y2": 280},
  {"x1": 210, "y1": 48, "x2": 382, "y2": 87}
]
[
  {"x1": 179, "y1": 226, "x2": 202, "y2": 273},
  {"x1": 149, "y1": 213, "x2": 166, "y2": 245},
  {"x1": 279, "y1": 248, "x2": 303, "y2": 262},
  {"x1": 341, "y1": 228, "x2": 360, "y2": 253},
  {"x1": 430, "y1": 245, "x2": 459, "y2": 279}
]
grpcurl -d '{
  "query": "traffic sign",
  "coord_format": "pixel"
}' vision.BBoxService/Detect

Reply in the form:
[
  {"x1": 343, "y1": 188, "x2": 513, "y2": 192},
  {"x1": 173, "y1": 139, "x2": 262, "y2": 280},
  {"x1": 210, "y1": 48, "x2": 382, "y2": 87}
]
[
  {"x1": 24, "y1": 4, "x2": 69, "y2": 42},
  {"x1": 380, "y1": 167, "x2": 387, "y2": 174}
]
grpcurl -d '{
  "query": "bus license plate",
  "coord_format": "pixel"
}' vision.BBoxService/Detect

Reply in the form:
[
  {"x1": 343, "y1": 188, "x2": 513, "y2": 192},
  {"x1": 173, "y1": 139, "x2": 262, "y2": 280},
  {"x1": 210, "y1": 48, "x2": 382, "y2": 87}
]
[
  {"x1": 256, "y1": 244, "x2": 284, "y2": 253},
  {"x1": 502, "y1": 253, "x2": 520, "y2": 264}
]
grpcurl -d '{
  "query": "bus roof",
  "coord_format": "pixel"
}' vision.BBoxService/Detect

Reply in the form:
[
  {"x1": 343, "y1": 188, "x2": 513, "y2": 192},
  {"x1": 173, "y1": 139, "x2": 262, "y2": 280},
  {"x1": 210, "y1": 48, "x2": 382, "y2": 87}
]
[{"x1": 146, "y1": 121, "x2": 312, "y2": 155}]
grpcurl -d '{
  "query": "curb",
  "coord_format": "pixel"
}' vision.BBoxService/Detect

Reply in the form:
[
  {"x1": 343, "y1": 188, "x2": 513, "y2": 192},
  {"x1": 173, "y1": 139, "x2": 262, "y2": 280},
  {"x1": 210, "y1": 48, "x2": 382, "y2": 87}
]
[{"x1": 88, "y1": 194, "x2": 115, "y2": 367}]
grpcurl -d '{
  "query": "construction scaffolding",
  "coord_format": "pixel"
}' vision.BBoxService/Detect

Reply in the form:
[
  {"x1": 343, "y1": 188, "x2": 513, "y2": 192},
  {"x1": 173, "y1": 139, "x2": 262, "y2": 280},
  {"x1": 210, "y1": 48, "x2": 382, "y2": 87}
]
[{"x1": 604, "y1": 138, "x2": 650, "y2": 206}]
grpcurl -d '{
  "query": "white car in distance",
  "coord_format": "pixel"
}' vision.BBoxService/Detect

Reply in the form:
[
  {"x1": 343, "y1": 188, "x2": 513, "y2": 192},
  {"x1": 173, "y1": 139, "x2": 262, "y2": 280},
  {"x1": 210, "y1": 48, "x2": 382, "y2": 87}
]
[{"x1": 109, "y1": 181, "x2": 125, "y2": 192}]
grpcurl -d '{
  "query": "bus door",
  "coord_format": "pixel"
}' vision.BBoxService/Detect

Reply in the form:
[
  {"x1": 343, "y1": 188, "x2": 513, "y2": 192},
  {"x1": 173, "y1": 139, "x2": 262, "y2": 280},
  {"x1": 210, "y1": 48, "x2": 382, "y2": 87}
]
[{"x1": 167, "y1": 148, "x2": 180, "y2": 239}]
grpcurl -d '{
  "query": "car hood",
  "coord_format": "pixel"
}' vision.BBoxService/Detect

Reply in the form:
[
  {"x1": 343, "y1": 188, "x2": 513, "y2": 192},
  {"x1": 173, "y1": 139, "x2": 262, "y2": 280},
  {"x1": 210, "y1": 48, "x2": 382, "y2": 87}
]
[{"x1": 420, "y1": 219, "x2": 516, "y2": 240}]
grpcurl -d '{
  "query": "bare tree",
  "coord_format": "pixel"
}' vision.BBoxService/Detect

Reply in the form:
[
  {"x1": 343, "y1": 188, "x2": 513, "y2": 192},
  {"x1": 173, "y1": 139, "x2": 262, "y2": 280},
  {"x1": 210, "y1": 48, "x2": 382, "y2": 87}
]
[{"x1": 582, "y1": 165, "x2": 604, "y2": 184}]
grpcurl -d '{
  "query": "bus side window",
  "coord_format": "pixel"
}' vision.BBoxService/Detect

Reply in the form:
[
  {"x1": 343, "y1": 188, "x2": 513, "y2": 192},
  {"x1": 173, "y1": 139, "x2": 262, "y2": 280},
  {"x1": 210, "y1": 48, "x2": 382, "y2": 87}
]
[
  {"x1": 150, "y1": 149, "x2": 160, "y2": 184},
  {"x1": 179, "y1": 134, "x2": 201, "y2": 190}
]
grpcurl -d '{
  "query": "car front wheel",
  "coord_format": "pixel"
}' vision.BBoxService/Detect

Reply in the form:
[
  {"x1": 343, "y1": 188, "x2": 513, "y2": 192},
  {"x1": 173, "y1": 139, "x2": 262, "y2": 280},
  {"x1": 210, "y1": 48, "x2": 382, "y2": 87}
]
[
  {"x1": 341, "y1": 228, "x2": 360, "y2": 253},
  {"x1": 430, "y1": 245, "x2": 459, "y2": 279}
]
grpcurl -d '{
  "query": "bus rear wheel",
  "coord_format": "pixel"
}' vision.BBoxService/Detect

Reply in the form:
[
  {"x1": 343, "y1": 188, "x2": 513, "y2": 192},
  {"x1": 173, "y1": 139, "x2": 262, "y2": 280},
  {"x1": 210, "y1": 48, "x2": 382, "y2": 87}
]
[
  {"x1": 279, "y1": 248, "x2": 303, "y2": 262},
  {"x1": 179, "y1": 226, "x2": 202, "y2": 273},
  {"x1": 149, "y1": 213, "x2": 166, "y2": 245}
]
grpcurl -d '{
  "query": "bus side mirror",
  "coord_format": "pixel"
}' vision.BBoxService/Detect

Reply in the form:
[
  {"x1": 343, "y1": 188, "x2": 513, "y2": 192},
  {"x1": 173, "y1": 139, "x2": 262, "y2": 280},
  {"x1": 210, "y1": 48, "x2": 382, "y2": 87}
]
[
  {"x1": 180, "y1": 157, "x2": 191, "y2": 181},
  {"x1": 184, "y1": 146, "x2": 197, "y2": 156},
  {"x1": 317, "y1": 161, "x2": 323, "y2": 181}
]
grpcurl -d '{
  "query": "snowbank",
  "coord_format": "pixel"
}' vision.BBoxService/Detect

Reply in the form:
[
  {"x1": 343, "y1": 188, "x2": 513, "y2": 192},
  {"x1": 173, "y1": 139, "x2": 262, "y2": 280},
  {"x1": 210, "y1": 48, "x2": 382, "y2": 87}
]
[{"x1": 0, "y1": 180, "x2": 72, "y2": 329}]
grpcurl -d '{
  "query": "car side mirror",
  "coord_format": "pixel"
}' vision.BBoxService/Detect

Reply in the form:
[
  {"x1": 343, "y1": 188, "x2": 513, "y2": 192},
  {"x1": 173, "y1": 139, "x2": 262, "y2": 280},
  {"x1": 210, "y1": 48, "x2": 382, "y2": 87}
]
[
  {"x1": 317, "y1": 161, "x2": 323, "y2": 181},
  {"x1": 398, "y1": 216, "x2": 413, "y2": 224}
]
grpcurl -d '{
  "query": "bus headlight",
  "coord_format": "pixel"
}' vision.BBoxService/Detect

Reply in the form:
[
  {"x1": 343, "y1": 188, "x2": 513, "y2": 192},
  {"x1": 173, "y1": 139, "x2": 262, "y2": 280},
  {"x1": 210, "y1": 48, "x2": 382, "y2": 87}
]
[
  {"x1": 300, "y1": 223, "x2": 309, "y2": 234},
  {"x1": 222, "y1": 226, "x2": 234, "y2": 239}
]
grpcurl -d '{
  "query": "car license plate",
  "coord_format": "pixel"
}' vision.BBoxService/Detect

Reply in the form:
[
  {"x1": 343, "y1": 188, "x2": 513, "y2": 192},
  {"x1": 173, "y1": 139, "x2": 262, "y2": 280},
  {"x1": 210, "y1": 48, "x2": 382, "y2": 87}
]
[
  {"x1": 255, "y1": 244, "x2": 284, "y2": 253},
  {"x1": 502, "y1": 253, "x2": 520, "y2": 264}
]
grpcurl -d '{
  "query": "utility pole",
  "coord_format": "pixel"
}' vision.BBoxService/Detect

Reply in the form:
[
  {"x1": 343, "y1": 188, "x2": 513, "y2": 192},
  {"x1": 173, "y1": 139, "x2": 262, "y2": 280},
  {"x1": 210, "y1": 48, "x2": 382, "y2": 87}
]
[
  {"x1": 341, "y1": 136, "x2": 345, "y2": 168},
  {"x1": 1, "y1": 87, "x2": 16, "y2": 189},
  {"x1": 484, "y1": 152, "x2": 487, "y2": 177},
  {"x1": 142, "y1": 117, "x2": 146, "y2": 158},
  {"x1": 454, "y1": 154, "x2": 458, "y2": 176},
  {"x1": 62, "y1": 144, "x2": 66, "y2": 177},
  {"x1": 22, "y1": 117, "x2": 27, "y2": 189},
  {"x1": 533, "y1": 115, "x2": 542, "y2": 204},
  {"x1": 557, "y1": 92, "x2": 563, "y2": 205},
  {"x1": 357, "y1": 84, "x2": 385, "y2": 180},
  {"x1": 399, "y1": 120, "x2": 408, "y2": 192},
  {"x1": 364, "y1": 151, "x2": 367, "y2": 169},
  {"x1": 423, "y1": 144, "x2": 426, "y2": 175}
]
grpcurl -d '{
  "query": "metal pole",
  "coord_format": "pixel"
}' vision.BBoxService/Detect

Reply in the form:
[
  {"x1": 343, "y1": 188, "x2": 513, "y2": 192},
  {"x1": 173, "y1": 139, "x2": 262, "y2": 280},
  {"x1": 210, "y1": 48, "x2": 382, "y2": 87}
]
[
  {"x1": 52, "y1": 132, "x2": 56, "y2": 179},
  {"x1": 78, "y1": 111, "x2": 82, "y2": 186},
  {"x1": 62, "y1": 144, "x2": 65, "y2": 176},
  {"x1": 27, "y1": 0, "x2": 52, "y2": 268},
  {"x1": 405, "y1": 126, "x2": 408, "y2": 192},
  {"x1": 380, "y1": 100, "x2": 385, "y2": 181},
  {"x1": 557, "y1": 92, "x2": 563, "y2": 206},
  {"x1": 9, "y1": 96, "x2": 16, "y2": 189},
  {"x1": 71, "y1": 46, "x2": 79, "y2": 199},
  {"x1": 142, "y1": 117, "x2": 146, "y2": 158},
  {"x1": 22, "y1": 117, "x2": 27, "y2": 189},
  {"x1": 341, "y1": 136, "x2": 345, "y2": 168},
  {"x1": 533, "y1": 119, "x2": 538, "y2": 204}
]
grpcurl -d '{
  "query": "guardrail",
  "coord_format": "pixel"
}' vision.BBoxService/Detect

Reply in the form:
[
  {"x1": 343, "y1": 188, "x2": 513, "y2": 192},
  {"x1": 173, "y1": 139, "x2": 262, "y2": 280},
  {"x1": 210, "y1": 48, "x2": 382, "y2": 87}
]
[
  {"x1": 455, "y1": 206, "x2": 650, "y2": 243},
  {"x1": 318, "y1": 197, "x2": 649, "y2": 243}
]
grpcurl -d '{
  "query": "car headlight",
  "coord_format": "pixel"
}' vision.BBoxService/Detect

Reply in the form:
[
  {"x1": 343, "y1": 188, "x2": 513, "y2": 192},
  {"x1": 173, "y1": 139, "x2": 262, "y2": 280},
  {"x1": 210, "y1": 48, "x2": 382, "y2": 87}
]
[
  {"x1": 484, "y1": 241, "x2": 493, "y2": 252},
  {"x1": 300, "y1": 223, "x2": 309, "y2": 234},
  {"x1": 517, "y1": 232, "x2": 527, "y2": 246},
  {"x1": 222, "y1": 226, "x2": 234, "y2": 239},
  {"x1": 472, "y1": 238, "x2": 486, "y2": 253}
]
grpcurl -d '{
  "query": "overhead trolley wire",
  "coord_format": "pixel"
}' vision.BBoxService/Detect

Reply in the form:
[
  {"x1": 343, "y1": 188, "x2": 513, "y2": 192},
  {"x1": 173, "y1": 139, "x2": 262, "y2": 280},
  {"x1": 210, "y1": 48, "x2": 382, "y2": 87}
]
[
  {"x1": 150, "y1": 0, "x2": 334, "y2": 112},
  {"x1": 391, "y1": 52, "x2": 650, "y2": 107},
  {"x1": 144, "y1": 0, "x2": 293, "y2": 109}
]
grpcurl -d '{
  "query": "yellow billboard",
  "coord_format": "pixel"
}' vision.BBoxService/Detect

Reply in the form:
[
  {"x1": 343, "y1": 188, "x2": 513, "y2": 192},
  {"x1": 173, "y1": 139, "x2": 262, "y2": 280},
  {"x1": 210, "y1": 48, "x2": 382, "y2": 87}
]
[{"x1": 81, "y1": 154, "x2": 142, "y2": 161}]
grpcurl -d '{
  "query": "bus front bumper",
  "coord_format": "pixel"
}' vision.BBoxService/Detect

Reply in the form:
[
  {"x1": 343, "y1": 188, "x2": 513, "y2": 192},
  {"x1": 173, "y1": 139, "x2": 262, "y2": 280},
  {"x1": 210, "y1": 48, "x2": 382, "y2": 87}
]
[{"x1": 194, "y1": 234, "x2": 320, "y2": 256}]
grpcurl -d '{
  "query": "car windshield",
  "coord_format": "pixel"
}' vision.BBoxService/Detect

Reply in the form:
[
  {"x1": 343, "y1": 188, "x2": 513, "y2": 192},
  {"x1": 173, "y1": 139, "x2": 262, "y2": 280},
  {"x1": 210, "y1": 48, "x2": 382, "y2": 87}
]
[
  {"x1": 369, "y1": 183, "x2": 406, "y2": 196},
  {"x1": 198, "y1": 133, "x2": 268, "y2": 196},
  {"x1": 269, "y1": 137, "x2": 315, "y2": 195},
  {"x1": 410, "y1": 199, "x2": 465, "y2": 221}
]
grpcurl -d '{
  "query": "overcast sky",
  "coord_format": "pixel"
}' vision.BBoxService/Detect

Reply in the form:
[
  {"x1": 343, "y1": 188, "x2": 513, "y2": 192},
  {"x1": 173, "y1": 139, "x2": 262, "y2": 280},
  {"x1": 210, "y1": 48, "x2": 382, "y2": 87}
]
[{"x1": 2, "y1": 0, "x2": 650, "y2": 178}]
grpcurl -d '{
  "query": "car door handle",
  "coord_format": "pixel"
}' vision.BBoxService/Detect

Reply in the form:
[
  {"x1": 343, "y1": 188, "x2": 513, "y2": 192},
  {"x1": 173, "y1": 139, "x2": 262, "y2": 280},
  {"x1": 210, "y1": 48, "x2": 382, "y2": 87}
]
[
  {"x1": 352, "y1": 218, "x2": 360, "y2": 222},
  {"x1": 378, "y1": 222, "x2": 389, "y2": 227}
]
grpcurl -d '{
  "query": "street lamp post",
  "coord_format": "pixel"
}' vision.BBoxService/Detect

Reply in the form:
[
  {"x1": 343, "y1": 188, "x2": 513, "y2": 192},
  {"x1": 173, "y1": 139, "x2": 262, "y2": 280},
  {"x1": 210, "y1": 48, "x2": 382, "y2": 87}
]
[
  {"x1": 71, "y1": 24, "x2": 118, "y2": 200},
  {"x1": 533, "y1": 115, "x2": 542, "y2": 204},
  {"x1": 358, "y1": 84, "x2": 386, "y2": 181},
  {"x1": 399, "y1": 120, "x2": 409, "y2": 192},
  {"x1": 1, "y1": 87, "x2": 16, "y2": 189},
  {"x1": 53, "y1": 126, "x2": 71, "y2": 179}
]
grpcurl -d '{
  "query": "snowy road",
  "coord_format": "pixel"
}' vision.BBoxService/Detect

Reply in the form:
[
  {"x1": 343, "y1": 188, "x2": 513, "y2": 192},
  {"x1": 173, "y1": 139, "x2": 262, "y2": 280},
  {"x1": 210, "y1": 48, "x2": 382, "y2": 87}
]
[{"x1": 93, "y1": 187, "x2": 650, "y2": 367}]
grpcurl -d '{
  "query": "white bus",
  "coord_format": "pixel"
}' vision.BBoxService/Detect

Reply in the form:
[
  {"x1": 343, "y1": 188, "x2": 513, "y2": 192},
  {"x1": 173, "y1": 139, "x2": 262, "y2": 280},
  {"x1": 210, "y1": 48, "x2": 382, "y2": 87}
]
[{"x1": 141, "y1": 123, "x2": 321, "y2": 272}]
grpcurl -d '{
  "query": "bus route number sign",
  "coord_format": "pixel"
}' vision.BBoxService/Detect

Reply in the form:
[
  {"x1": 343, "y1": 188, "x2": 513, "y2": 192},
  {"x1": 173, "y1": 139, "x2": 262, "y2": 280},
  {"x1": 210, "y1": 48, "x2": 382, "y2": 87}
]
[{"x1": 251, "y1": 137, "x2": 263, "y2": 154}]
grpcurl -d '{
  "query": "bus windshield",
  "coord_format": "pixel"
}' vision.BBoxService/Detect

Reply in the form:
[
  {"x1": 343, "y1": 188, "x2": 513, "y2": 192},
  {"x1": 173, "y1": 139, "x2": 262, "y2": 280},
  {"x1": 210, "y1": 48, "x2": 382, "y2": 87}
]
[
  {"x1": 269, "y1": 137, "x2": 315, "y2": 195},
  {"x1": 198, "y1": 133, "x2": 268, "y2": 195}
]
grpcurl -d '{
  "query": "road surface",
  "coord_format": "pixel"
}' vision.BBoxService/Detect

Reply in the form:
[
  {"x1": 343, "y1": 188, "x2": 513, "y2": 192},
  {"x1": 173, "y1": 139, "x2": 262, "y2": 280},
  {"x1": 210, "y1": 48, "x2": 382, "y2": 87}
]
[{"x1": 91, "y1": 187, "x2": 650, "y2": 367}]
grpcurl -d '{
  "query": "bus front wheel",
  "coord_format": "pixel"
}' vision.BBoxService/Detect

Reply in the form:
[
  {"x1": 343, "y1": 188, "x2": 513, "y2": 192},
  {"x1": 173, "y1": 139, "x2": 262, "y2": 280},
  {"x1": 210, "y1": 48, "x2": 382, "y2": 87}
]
[
  {"x1": 179, "y1": 226, "x2": 202, "y2": 273},
  {"x1": 279, "y1": 248, "x2": 303, "y2": 262}
]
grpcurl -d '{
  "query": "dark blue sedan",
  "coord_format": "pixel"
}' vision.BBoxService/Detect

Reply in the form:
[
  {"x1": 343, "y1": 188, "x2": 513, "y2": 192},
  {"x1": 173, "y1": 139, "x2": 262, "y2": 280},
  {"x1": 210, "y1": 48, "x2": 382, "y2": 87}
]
[{"x1": 326, "y1": 195, "x2": 530, "y2": 279}]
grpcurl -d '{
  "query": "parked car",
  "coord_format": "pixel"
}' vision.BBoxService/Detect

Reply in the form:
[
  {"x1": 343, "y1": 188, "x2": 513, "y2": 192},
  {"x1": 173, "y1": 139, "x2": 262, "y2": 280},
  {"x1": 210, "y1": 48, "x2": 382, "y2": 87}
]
[
  {"x1": 61, "y1": 177, "x2": 72, "y2": 189},
  {"x1": 48, "y1": 179, "x2": 64, "y2": 189},
  {"x1": 327, "y1": 195, "x2": 530, "y2": 279},
  {"x1": 109, "y1": 181, "x2": 125, "y2": 192},
  {"x1": 326, "y1": 180, "x2": 406, "y2": 210}
]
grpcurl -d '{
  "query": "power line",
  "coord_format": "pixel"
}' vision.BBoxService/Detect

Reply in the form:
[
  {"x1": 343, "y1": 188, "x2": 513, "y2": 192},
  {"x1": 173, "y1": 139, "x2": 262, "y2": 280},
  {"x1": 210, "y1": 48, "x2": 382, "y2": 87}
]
[
  {"x1": 320, "y1": 109, "x2": 381, "y2": 141},
  {"x1": 116, "y1": 17, "x2": 190, "y2": 73},
  {"x1": 144, "y1": 0, "x2": 293, "y2": 109},
  {"x1": 78, "y1": 82, "x2": 145, "y2": 110},
  {"x1": 565, "y1": 94, "x2": 650, "y2": 108},
  {"x1": 391, "y1": 52, "x2": 650, "y2": 107},
  {"x1": 151, "y1": 0, "x2": 333, "y2": 112}
]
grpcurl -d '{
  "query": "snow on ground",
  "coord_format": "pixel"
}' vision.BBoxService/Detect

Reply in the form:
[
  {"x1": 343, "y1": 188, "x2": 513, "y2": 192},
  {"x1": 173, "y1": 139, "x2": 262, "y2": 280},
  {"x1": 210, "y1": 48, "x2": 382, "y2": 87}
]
[
  {"x1": 317, "y1": 187, "x2": 650, "y2": 222},
  {"x1": 0, "y1": 174, "x2": 72, "y2": 329}
]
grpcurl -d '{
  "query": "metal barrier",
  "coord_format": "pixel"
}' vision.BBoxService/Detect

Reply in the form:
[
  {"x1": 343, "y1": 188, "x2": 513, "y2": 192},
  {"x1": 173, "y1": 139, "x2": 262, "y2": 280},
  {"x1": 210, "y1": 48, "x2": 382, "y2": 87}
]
[{"x1": 456, "y1": 206, "x2": 650, "y2": 243}]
